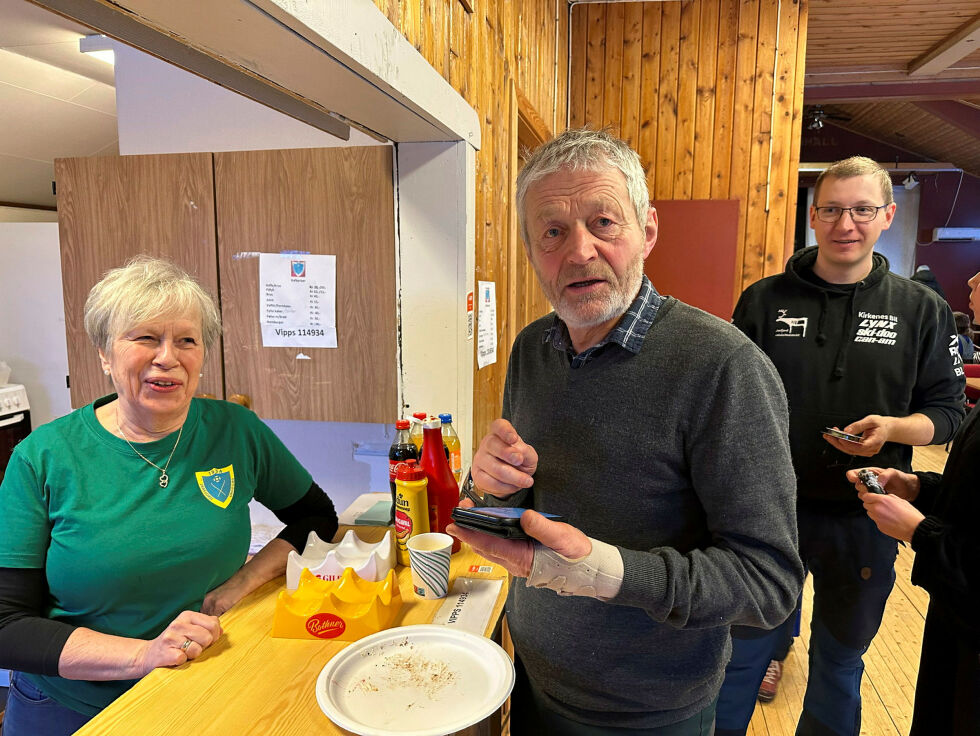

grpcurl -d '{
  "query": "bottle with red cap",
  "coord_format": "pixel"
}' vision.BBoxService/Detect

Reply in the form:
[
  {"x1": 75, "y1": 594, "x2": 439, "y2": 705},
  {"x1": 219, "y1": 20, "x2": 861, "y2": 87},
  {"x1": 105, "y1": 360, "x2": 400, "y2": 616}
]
[
  {"x1": 409, "y1": 411, "x2": 427, "y2": 451},
  {"x1": 419, "y1": 418, "x2": 461, "y2": 553},
  {"x1": 388, "y1": 419, "x2": 419, "y2": 525}
]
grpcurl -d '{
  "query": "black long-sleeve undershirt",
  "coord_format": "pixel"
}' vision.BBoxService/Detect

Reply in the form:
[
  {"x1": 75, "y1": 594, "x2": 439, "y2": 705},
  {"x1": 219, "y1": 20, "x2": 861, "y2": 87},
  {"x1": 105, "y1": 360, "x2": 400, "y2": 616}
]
[{"x1": 0, "y1": 481, "x2": 338, "y2": 675}]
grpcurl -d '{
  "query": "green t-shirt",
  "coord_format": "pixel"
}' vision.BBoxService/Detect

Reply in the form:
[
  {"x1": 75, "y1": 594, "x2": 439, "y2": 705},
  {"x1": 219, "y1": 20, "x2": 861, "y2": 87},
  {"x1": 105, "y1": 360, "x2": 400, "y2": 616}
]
[{"x1": 0, "y1": 395, "x2": 312, "y2": 715}]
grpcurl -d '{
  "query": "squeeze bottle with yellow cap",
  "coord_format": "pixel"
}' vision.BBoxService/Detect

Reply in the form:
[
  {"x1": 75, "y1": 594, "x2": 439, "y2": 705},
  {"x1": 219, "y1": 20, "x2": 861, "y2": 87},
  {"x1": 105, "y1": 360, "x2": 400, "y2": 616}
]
[{"x1": 393, "y1": 459, "x2": 429, "y2": 565}]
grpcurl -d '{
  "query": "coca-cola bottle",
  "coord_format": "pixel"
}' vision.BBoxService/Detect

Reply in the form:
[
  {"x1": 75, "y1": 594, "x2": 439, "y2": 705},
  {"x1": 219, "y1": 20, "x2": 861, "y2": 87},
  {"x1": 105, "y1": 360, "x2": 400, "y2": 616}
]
[
  {"x1": 388, "y1": 419, "x2": 419, "y2": 525},
  {"x1": 419, "y1": 417, "x2": 461, "y2": 553}
]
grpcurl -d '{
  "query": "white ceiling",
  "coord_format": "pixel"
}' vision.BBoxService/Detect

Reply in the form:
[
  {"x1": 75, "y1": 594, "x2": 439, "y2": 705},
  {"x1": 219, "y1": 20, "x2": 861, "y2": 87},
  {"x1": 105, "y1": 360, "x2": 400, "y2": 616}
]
[{"x1": 0, "y1": 0, "x2": 118, "y2": 208}]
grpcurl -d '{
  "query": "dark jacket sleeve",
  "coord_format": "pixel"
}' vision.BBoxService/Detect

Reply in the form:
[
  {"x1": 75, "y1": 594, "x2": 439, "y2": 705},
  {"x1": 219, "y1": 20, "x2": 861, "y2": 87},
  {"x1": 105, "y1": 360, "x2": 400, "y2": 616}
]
[
  {"x1": 0, "y1": 567, "x2": 75, "y2": 675},
  {"x1": 912, "y1": 301, "x2": 966, "y2": 444},
  {"x1": 272, "y1": 481, "x2": 339, "y2": 550}
]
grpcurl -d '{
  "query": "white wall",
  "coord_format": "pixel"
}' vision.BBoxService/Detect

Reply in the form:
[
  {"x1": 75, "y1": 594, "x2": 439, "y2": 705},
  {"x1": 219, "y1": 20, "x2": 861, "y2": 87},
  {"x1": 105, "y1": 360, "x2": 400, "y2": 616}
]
[
  {"x1": 114, "y1": 45, "x2": 380, "y2": 152},
  {"x1": 0, "y1": 223, "x2": 72, "y2": 426}
]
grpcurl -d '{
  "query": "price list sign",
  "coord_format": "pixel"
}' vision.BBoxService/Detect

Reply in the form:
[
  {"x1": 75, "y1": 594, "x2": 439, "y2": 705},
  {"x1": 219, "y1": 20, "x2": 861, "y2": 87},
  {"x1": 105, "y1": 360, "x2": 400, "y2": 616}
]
[{"x1": 258, "y1": 253, "x2": 337, "y2": 348}]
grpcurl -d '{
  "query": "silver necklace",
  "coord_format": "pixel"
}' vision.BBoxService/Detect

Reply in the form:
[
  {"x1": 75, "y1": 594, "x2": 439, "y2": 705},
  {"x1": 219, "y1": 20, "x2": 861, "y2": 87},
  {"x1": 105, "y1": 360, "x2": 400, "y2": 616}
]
[{"x1": 116, "y1": 417, "x2": 184, "y2": 488}]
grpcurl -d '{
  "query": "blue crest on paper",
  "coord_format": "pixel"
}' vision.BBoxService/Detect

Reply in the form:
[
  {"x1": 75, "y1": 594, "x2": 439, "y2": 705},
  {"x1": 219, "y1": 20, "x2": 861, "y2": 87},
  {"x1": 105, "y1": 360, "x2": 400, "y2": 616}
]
[{"x1": 291, "y1": 260, "x2": 307, "y2": 278}]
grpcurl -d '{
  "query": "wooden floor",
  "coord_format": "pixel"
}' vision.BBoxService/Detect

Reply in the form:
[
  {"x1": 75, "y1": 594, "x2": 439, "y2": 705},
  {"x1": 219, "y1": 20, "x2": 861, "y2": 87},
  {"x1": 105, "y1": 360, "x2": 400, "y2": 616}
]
[{"x1": 747, "y1": 444, "x2": 948, "y2": 736}]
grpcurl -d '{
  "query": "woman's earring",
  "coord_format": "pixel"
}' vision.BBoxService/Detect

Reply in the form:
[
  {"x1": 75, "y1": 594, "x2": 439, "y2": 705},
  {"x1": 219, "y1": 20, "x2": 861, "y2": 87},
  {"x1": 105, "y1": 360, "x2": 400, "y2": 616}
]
[{"x1": 104, "y1": 369, "x2": 110, "y2": 376}]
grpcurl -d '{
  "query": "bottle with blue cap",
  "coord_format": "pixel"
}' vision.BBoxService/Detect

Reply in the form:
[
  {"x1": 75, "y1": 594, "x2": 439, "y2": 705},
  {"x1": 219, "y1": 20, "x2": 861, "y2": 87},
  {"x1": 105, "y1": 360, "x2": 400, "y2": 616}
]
[{"x1": 439, "y1": 413, "x2": 462, "y2": 483}]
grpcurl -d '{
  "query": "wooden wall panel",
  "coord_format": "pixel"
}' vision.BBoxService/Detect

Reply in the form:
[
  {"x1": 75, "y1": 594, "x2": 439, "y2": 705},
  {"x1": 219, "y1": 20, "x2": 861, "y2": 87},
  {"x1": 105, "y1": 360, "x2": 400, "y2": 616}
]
[
  {"x1": 569, "y1": 0, "x2": 808, "y2": 303},
  {"x1": 371, "y1": 1, "x2": 568, "y2": 446},
  {"x1": 54, "y1": 154, "x2": 223, "y2": 409}
]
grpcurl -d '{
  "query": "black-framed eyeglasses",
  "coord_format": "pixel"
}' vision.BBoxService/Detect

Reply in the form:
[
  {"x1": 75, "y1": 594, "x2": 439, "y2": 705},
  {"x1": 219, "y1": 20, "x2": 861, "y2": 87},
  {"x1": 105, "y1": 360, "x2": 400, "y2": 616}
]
[{"x1": 814, "y1": 205, "x2": 887, "y2": 223}]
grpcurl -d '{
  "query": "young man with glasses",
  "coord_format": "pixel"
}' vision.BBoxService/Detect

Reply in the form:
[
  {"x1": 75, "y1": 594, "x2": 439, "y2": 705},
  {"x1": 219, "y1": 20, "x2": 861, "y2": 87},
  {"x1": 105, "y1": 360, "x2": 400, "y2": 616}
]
[{"x1": 715, "y1": 156, "x2": 966, "y2": 736}]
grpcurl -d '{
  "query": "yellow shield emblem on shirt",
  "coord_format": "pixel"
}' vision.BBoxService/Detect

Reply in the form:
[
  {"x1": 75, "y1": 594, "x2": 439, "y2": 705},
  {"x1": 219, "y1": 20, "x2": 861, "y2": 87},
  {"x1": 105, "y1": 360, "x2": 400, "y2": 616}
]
[{"x1": 196, "y1": 465, "x2": 235, "y2": 508}]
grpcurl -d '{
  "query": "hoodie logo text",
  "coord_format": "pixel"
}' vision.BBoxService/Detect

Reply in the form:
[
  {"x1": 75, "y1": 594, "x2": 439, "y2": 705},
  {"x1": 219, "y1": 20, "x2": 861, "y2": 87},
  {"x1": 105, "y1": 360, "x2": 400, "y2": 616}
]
[
  {"x1": 775, "y1": 309, "x2": 808, "y2": 338},
  {"x1": 854, "y1": 311, "x2": 899, "y2": 346}
]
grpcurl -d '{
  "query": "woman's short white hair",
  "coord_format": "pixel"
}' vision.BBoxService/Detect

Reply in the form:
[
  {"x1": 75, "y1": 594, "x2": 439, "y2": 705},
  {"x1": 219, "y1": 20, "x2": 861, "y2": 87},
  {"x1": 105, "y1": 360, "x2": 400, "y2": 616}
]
[
  {"x1": 516, "y1": 127, "x2": 650, "y2": 244},
  {"x1": 84, "y1": 256, "x2": 222, "y2": 355}
]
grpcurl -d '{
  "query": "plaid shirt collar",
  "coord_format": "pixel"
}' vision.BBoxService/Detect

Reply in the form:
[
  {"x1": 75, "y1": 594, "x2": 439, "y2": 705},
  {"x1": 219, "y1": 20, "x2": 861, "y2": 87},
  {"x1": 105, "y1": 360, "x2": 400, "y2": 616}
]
[{"x1": 543, "y1": 275, "x2": 663, "y2": 368}]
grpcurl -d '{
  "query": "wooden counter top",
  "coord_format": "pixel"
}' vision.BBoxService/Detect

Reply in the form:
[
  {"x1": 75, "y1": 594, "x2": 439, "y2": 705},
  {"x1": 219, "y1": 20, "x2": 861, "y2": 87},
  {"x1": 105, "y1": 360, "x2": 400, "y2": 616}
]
[{"x1": 74, "y1": 527, "x2": 510, "y2": 736}]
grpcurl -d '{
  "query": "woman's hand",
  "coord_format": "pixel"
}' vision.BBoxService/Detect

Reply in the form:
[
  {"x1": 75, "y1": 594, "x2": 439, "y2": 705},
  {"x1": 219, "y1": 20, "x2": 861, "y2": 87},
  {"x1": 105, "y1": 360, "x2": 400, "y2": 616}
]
[
  {"x1": 856, "y1": 493, "x2": 925, "y2": 544},
  {"x1": 846, "y1": 466, "x2": 920, "y2": 502},
  {"x1": 846, "y1": 466, "x2": 924, "y2": 543},
  {"x1": 133, "y1": 611, "x2": 223, "y2": 677},
  {"x1": 201, "y1": 579, "x2": 246, "y2": 617}
]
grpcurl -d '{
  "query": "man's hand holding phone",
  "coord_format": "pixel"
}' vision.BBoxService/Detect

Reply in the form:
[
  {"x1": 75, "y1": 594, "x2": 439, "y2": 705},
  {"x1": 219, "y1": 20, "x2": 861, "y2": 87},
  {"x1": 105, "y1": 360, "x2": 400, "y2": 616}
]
[
  {"x1": 447, "y1": 497, "x2": 590, "y2": 578},
  {"x1": 822, "y1": 415, "x2": 895, "y2": 456}
]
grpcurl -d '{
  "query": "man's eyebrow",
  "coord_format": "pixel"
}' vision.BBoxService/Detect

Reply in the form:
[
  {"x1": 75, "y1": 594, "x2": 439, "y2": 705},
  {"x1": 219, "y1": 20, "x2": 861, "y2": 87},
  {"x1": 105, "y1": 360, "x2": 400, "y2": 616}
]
[{"x1": 535, "y1": 197, "x2": 626, "y2": 219}]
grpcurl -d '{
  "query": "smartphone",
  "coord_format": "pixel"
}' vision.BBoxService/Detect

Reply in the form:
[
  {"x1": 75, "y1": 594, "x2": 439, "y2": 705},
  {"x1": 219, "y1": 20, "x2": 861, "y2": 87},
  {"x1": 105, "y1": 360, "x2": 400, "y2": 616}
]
[
  {"x1": 857, "y1": 469, "x2": 886, "y2": 495},
  {"x1": 823, "y1": 427, "x2": 863, "y2": 443},
  {"x1": 450, "y1": 506, "x2": 563, "y2": 539}
]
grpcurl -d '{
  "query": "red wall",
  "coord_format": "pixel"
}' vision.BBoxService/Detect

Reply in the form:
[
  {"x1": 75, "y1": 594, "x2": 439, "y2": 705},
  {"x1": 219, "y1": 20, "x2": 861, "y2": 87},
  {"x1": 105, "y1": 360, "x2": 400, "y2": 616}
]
[
  {"x1": 645, "y1": 199, "x2": 740, "y2": 321},
  {"x1": 914, "y1": 172, "x2": 980, "y2": 315}
]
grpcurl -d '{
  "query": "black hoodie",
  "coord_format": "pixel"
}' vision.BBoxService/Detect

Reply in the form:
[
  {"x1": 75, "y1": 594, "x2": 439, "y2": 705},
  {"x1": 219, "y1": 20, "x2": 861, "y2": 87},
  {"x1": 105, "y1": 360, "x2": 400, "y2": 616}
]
[{"x1": 733, "y1": 247, "x2": 965, "y2": 512}]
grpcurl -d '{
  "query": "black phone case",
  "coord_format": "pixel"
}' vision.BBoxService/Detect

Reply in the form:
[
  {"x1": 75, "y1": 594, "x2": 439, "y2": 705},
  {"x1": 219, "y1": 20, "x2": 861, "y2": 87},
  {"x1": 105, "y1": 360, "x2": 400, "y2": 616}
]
[{"x1": 450, "y1": 508, "x2": 530, "y2": 539}]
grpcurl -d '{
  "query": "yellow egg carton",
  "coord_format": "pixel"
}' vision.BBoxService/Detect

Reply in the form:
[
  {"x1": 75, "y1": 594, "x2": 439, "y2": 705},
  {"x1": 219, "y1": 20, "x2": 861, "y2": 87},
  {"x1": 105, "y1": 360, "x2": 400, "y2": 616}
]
[{"x1": 271, "y1": 567, "x2": 402, "y2": 641}]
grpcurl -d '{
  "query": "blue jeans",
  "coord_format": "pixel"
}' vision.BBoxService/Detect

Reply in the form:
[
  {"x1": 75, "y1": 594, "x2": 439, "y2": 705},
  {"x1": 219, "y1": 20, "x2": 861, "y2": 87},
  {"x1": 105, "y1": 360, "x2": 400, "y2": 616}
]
[
  {"x1": 3, "y1": 671, "x2": 93, "y2": 736},
  {"x1": 716, "y1": 508, "x2": 897, "y2": 736}
]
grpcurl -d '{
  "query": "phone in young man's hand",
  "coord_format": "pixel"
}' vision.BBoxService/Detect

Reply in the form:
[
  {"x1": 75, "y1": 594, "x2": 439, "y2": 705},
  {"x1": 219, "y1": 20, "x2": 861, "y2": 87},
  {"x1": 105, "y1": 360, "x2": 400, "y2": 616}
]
[{"x1": 823, "y1": 427, "x2": 863, "y2": 443}]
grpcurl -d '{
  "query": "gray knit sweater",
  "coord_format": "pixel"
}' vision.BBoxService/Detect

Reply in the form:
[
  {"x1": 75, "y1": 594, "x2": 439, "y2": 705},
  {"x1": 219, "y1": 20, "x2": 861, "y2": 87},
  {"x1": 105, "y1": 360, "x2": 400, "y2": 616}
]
[{"x1": 497, "y1": 297, "x2": 803, "y2": 729}]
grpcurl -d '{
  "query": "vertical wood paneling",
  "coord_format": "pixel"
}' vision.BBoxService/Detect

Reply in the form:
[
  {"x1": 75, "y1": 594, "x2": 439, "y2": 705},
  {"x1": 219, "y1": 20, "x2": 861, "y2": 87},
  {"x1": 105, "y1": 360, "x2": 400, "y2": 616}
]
[
  {"x1": 638, "y1": 4, "x2": 662, "y2": 190},
  {"x1": 763, "y1": 0, "x2": 804, "y2": 276},
  {"x1": 567, "y1": 0, "x2": 808, "y2": 303},
  {"x1": 569, "y1": 6, "x2": 588, "y2": 128},
  {"x1": 785, "y1": 0, "x2": 809, "y2": 261},
  {"x1": 692, "y1": 0, "x2": 719, "y2": 199},
  {"x1": 711, "y1": 0, "x2": 740, "y2": 199},
  {"x1": 729, "y1": 0, "x2": 761, "y2": 287},
  {"x1": 602, "y1": 4, "x2": 625, "y2": 135},
  {"x1": 620, "y1": 4, "x2": 644, "y2": 148},
  {"x1": 585, "y1": 5, "x2": 606, "y2": 126},
  {"x1": 655, "y1": 3, "x2": 681, "y2": 200},
  {"x1": 673, "y1": 0, "x2": 700, "y2": 199},
  {"x1": 741, "y1": 0, "x2": 777, "y2": 287}
]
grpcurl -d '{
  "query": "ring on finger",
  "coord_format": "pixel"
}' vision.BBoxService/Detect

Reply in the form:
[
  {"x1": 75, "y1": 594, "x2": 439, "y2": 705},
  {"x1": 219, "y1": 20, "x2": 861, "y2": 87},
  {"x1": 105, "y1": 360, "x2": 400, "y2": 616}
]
[{"x1": 180, "y1": 638, "x2": 193, "y2": 651}]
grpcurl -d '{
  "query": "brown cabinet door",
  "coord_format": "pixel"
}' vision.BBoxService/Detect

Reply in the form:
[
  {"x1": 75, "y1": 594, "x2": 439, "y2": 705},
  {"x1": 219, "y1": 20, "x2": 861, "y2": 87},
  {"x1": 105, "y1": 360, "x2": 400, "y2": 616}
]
[
  {"x1": 55, "y1": 153, "x2": 223, "y2": 409},
  {"x1": 214, "y1": 146, "x2": 397, "y2": 422}
]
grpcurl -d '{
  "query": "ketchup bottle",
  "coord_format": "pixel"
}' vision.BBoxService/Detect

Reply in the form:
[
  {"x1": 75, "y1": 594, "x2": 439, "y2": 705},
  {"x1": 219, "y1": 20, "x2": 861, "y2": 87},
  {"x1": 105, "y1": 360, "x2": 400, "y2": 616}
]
[{"x1": 419, "y1": 417, "x2": 461, "y2": 552}]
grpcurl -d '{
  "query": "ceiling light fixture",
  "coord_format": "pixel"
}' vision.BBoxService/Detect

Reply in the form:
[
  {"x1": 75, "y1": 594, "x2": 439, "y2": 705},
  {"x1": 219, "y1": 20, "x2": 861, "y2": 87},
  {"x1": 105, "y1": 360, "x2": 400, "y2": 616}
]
[
  {"x1": 903, "y1": 173, "x2": 919, "y2": 190},
  {"x1": 79, "y1": 34, "x2": 115, "y2": 65}
]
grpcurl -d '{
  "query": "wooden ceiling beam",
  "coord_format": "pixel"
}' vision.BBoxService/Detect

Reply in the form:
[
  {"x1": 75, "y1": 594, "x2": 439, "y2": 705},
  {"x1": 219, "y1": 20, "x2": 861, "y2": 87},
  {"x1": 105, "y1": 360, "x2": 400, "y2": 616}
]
[
  {"x1": 805, "y1": 79, "x2": 980, "y2": 103},
  {"x1": 912, "y1": 99, "x2": 980, "y2": 138},
  {"x1": 909, "y1": 12, "x2": 980, "y2": 76}
]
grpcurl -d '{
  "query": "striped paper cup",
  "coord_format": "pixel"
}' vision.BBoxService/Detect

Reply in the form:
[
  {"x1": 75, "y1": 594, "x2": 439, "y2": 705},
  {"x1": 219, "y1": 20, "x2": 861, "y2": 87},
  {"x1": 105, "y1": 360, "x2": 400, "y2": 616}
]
[{"x1": 406, "y1": 532, "x2": 453, "y2": 599}]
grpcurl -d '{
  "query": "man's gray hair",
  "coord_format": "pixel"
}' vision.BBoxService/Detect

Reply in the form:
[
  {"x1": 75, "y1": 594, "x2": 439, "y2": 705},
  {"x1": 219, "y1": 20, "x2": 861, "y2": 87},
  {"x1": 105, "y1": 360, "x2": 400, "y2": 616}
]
[
  {"x1": 516, "y1": 128, "x2": 650, "y2": 243},
  {"x1": 84, "y1": 256, "x2": 222, "y2": 356}
]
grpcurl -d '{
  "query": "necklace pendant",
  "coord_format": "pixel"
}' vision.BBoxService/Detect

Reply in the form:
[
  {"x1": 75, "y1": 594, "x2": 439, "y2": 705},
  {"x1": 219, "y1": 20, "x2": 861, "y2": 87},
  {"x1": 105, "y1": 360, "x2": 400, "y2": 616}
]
[{"x1": 159, "y1": 473, "x2": 169, "y2": 488}]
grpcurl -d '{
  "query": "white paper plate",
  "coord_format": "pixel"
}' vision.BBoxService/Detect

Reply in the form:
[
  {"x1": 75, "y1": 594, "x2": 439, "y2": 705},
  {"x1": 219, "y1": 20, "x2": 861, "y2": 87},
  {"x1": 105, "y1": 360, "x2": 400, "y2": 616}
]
[{"x1": 315, "y1": 624, "x2": 515, "y2": 736}]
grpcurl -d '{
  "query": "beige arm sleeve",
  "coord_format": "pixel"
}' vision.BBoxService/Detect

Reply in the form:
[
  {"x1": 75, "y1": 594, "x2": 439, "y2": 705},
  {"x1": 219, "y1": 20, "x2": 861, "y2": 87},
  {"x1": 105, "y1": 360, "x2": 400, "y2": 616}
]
[{"x1": 525, "y1": 538, "x2": 624, "y2": 601}]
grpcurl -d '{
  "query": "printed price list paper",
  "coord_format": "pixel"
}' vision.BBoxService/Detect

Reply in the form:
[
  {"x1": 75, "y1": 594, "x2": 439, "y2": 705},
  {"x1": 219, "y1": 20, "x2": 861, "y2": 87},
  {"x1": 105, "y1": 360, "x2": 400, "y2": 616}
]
[
  {"x1": 477, "y1": 280, "x2": 497, "y2": 369},
  {"x1": 259, "y1": 253, "x2": 337, "y2": 348}
]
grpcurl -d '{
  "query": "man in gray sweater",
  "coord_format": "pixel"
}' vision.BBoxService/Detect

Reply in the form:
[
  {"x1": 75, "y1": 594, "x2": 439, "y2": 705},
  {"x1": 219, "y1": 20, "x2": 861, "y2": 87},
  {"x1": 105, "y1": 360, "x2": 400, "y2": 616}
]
[{"x1": 448, "y1": 128, "x2": 803, "y2": 735}]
